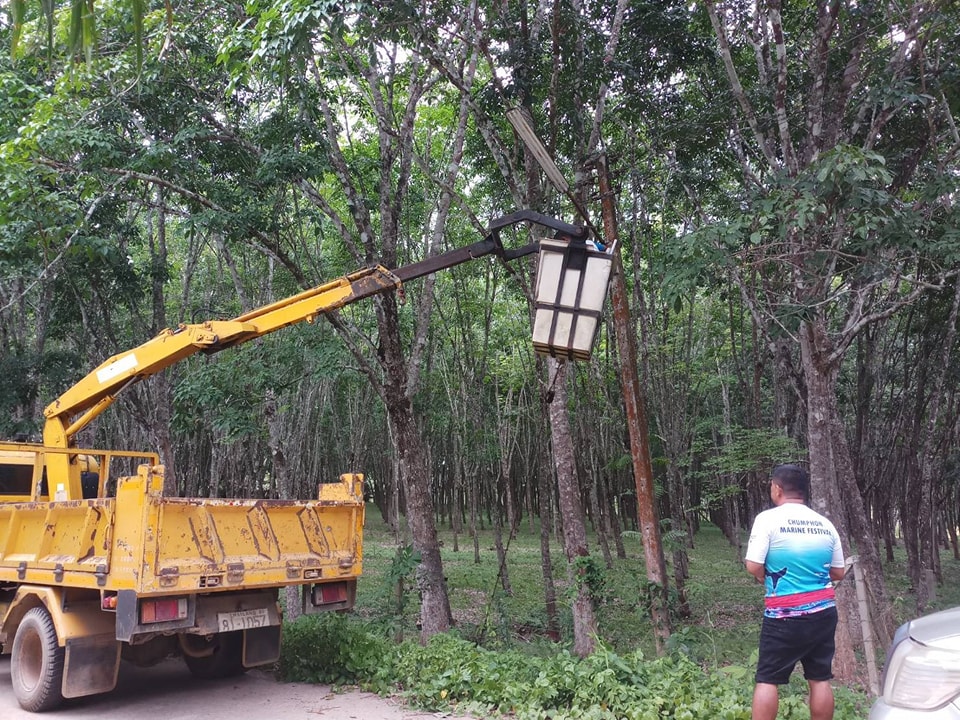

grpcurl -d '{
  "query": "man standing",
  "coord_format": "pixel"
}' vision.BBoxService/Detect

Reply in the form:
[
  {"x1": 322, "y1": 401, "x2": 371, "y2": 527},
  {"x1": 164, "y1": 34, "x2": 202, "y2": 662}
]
[{"x1": 745, "y1": 464, "x2": 846, "y2": 720}]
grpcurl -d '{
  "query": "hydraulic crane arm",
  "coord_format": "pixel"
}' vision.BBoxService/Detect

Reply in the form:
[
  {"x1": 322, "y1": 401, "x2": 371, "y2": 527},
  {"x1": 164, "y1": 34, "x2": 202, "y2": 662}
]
[
  {"x1": 42, "y1": 266, "x2": 397, "y2": 448},
  {"x1": 42, "y1": 211, "x2": 586, "y2": 452}
]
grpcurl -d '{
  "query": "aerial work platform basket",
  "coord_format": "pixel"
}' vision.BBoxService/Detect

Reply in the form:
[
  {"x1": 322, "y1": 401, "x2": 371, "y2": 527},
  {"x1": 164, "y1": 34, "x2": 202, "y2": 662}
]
[{"x1": 533, "y1": 236, "x2": 613, "y2": 361}]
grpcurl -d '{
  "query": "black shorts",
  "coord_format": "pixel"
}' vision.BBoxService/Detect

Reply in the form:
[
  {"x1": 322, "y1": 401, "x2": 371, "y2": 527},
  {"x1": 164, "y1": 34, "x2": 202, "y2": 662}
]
[{"x1": 755, "y1": 606, "x2": 838, "y2": 685}]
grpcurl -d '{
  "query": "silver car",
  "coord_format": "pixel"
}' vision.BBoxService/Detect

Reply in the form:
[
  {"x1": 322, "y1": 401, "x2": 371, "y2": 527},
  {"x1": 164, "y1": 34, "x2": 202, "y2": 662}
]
[{"x1": 870, "y1": 606, "x2": 960, "y2": 718}]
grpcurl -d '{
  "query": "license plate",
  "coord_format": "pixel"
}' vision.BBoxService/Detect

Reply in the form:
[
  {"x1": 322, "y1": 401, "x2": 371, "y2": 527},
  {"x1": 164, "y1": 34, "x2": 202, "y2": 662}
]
[{"x1": 217, "y1": 608, "x2": 270, "y2": 632}]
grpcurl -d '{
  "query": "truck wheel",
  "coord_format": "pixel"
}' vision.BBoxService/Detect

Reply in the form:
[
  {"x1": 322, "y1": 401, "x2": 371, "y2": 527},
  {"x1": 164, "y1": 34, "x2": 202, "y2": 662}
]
[
  {"x1": 182, "y1": 631, "x2": 246, "y2": 679},
  {"x1": 11, "y1": 607, "x2": 65, "y2": 712}
]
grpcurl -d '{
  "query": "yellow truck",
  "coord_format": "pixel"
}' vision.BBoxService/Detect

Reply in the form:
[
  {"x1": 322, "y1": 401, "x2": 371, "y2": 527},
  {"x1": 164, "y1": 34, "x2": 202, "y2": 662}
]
[{"x1": 0, "y1": 212, "x2": 600, "y2": 711}]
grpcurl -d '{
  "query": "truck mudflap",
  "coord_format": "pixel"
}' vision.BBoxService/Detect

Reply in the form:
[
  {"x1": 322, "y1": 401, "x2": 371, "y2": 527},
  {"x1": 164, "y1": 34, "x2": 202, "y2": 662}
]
[
  {"x1": 115, "y1": 589, "x2": 283, "y2": 672},
  {"x1": 63, "y1": 633, "x2": 121, "y2": 698},
  {"x1": 1, "y1": 586, "x2": 121, "y2": 701},
  {"x1": 178, "y1": 624, "x2": 280, "y2": 678},
  {"x1": 177, "y1": 591, "x2": 283, "y2": 671}
]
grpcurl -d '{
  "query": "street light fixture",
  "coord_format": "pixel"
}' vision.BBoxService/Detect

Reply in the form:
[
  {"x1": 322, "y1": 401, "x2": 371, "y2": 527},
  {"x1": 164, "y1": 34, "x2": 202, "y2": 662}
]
[
  {"x1": 532, "y1": 235, "x2": 612, "y2": 361},
  {"x1": 506, "y1": 107, "x2": 613, "y2": 361}
]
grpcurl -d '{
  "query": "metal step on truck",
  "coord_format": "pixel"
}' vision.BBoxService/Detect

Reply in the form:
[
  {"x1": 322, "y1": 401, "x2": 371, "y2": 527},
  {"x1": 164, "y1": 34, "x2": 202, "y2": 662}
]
[{"x1": 0, "y1": 212, "x2": 611, "y2": 712}]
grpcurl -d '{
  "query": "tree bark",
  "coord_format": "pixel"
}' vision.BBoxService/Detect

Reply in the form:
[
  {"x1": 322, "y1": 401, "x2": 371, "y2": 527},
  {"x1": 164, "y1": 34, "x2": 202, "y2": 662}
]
[
  {"x1": 536, "y1": 419, "x2": 560, "y2": 641},
  {"x1": 800, "y1": 320, "x2": 895, "y2": 672},
  {"x1": 147, "y1": 190, "x2": 178, "y2": 496},
  {"x1": 547, "y1": 359, "x2": 597, "y2": 657},
  {"x1": 264, "y1": 388, "x2": 302, "y2": 623},
  {"x1": 913, "y1": 283, "x2": 960, "y2": 611},
  {"x1": 379, "y1": 295, "x2": 452, "y2": 639},
  {"x1": 601, "y1": 171, "x2": 672, "y2": 651},
  {"x1": 495, "y1": 418, "x2": 514, "y2": 595}
]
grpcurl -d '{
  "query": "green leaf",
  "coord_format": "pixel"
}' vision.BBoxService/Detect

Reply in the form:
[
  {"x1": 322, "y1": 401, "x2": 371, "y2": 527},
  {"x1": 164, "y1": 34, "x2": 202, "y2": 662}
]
[{"x1": 69, "y1": 1, "x2": 83, "y2": 56}]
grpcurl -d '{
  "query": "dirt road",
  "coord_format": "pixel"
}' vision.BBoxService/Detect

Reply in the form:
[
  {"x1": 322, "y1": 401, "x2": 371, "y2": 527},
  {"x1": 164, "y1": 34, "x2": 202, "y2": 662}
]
[{"x1": 0, "y1": 655, "x2": 471, "y2": 720}]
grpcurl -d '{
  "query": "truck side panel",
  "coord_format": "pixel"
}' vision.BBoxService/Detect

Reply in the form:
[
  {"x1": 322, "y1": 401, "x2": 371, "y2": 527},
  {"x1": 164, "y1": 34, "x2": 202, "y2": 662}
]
[
  {"x1": 1, "y1": 465, "x2": 364, "y2": 596},
  {"x1": 0, "y1": 501, "x2": 113, "y2": 584},
  {"x1": 132, "y1": 467, "x2": 364, "y2": 595},
  {"x1": 151, "y1": 501, "x2": 359, "y2": 583}
]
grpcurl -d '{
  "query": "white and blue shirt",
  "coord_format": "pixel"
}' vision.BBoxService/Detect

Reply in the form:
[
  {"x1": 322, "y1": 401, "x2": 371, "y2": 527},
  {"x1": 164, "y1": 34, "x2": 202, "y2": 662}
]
[{"x1": 746, "y1": 503, "x2": 844, "y2": 618}]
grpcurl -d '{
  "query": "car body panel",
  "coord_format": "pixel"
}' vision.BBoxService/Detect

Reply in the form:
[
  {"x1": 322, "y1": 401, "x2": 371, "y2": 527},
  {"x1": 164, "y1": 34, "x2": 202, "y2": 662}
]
[{"x1": 869, "y1": 607, "x2": 960, "y2": 720}]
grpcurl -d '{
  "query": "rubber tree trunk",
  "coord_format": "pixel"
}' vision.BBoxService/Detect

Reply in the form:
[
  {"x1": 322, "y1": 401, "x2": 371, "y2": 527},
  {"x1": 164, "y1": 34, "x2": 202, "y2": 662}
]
[
  {"x1": 378, "y1": 294, "x2": 452, "y2": 639},
  {"x1": 800, "y1": 321, "x2": 895, "y2": 676},
  {"x1": 265, "y1": 389, "x2": 302, "y2": 624},
  {"x1": 495, "y1": 435, "x2": 513, "y2": 595},
  {"x1": 913, "y1": 282, "x2": 960, "y2": 612},
  {"x1": 598, "y1": 160, "x2": 672, "y2": 652},
  {"x1": 536, "y1": 411, "x2": 560, "y2": 641},
  {"x1": 386, "y1": 395, "x2": 452, "y2": 638},
  {"x1": 547, "y1": 359, "x2": 597, "y2": 657},
  {"x1": 147, "y1": 193, "x2": 178, "y2": 497}
]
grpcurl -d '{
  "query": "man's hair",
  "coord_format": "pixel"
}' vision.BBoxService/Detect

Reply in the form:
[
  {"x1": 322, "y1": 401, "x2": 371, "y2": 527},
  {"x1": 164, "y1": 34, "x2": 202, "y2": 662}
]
[{"x1": 771, "y1": 464, "x2": 809, "y2": 500}]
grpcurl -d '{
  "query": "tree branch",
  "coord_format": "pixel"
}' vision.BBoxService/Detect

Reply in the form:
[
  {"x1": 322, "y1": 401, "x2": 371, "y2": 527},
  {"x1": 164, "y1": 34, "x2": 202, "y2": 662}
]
[
  {"x1": 768, "y1": 0, "x2": 798, "y2": 174},
  {"x1": 323, "y1": 310, "x2": 387, "y2": 405},
  {"x1": 705, "y1": 1, "x2": 779, "y2": 170},
  {"x1": 0, "y1": 173, "x2": 128, "y2": 314},
  {"x1": 406, "y1": 46, "x2": 477, "y2": 397},
  {"x1": 803, "y1": 0, "x2": 839, "y2": 162},
  {"x1": 830, "y1": 269, "x2": 960, "y2": 365}
]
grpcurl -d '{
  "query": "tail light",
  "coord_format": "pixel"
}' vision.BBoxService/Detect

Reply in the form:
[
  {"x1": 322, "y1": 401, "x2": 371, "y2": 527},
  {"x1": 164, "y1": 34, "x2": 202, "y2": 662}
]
[
  {"x1": 311, "y1": 581, "x2": 348, "y2": 606},
  {"x1": 140, "y1": 597, "x2": 188, "y2": 624}
]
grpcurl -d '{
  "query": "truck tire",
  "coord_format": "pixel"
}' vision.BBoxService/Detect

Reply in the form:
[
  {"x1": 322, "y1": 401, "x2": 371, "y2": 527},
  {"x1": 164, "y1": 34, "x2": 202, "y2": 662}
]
[
  {"x1": 10, "y1": 607, "x2": 65, "y2": 712},
  {"x1": 182, "y1": 631, "x2": 246, "y2": 679}
]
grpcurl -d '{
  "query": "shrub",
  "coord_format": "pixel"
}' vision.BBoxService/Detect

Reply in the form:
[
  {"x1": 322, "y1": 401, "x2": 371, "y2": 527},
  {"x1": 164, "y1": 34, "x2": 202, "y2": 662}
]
[{"x1": 278, "y1": 613, "x2": 395, "y2": 691}]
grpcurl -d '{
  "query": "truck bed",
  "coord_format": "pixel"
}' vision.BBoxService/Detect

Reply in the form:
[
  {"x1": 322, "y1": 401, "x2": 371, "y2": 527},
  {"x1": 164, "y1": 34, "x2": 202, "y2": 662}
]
[{"x1": 0, "y1": 463, "x2": 364, "y2": 596}]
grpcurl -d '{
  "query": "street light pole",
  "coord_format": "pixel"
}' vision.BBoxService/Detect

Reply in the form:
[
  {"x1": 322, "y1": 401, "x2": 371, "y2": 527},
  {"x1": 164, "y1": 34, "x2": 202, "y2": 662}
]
[
  {"x1": 595, "y1": 154, "x2": 672, "y2": 652},
  {"x1": 505, "y1": 105, "x2": 671, "y2": 649}
]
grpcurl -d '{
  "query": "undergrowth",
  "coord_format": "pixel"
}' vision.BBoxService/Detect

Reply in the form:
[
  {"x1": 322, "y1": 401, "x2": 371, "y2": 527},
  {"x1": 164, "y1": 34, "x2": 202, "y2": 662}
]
[{"x1": 280, "y1": 613, "x2": 871, "y2": 719}]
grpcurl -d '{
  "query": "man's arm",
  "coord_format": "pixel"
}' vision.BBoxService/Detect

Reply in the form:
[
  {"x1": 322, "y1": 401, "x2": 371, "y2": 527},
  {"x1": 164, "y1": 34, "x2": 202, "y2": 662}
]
[
  {"x1": 745, "y1": 559, "x2": 766, "y2": 584},
  {"x1": 744, "y1": 516, "x2": 768, "y2": 586},
  {"x1": 829, "y1": 534, "x2": 848, "y2": 584}
]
